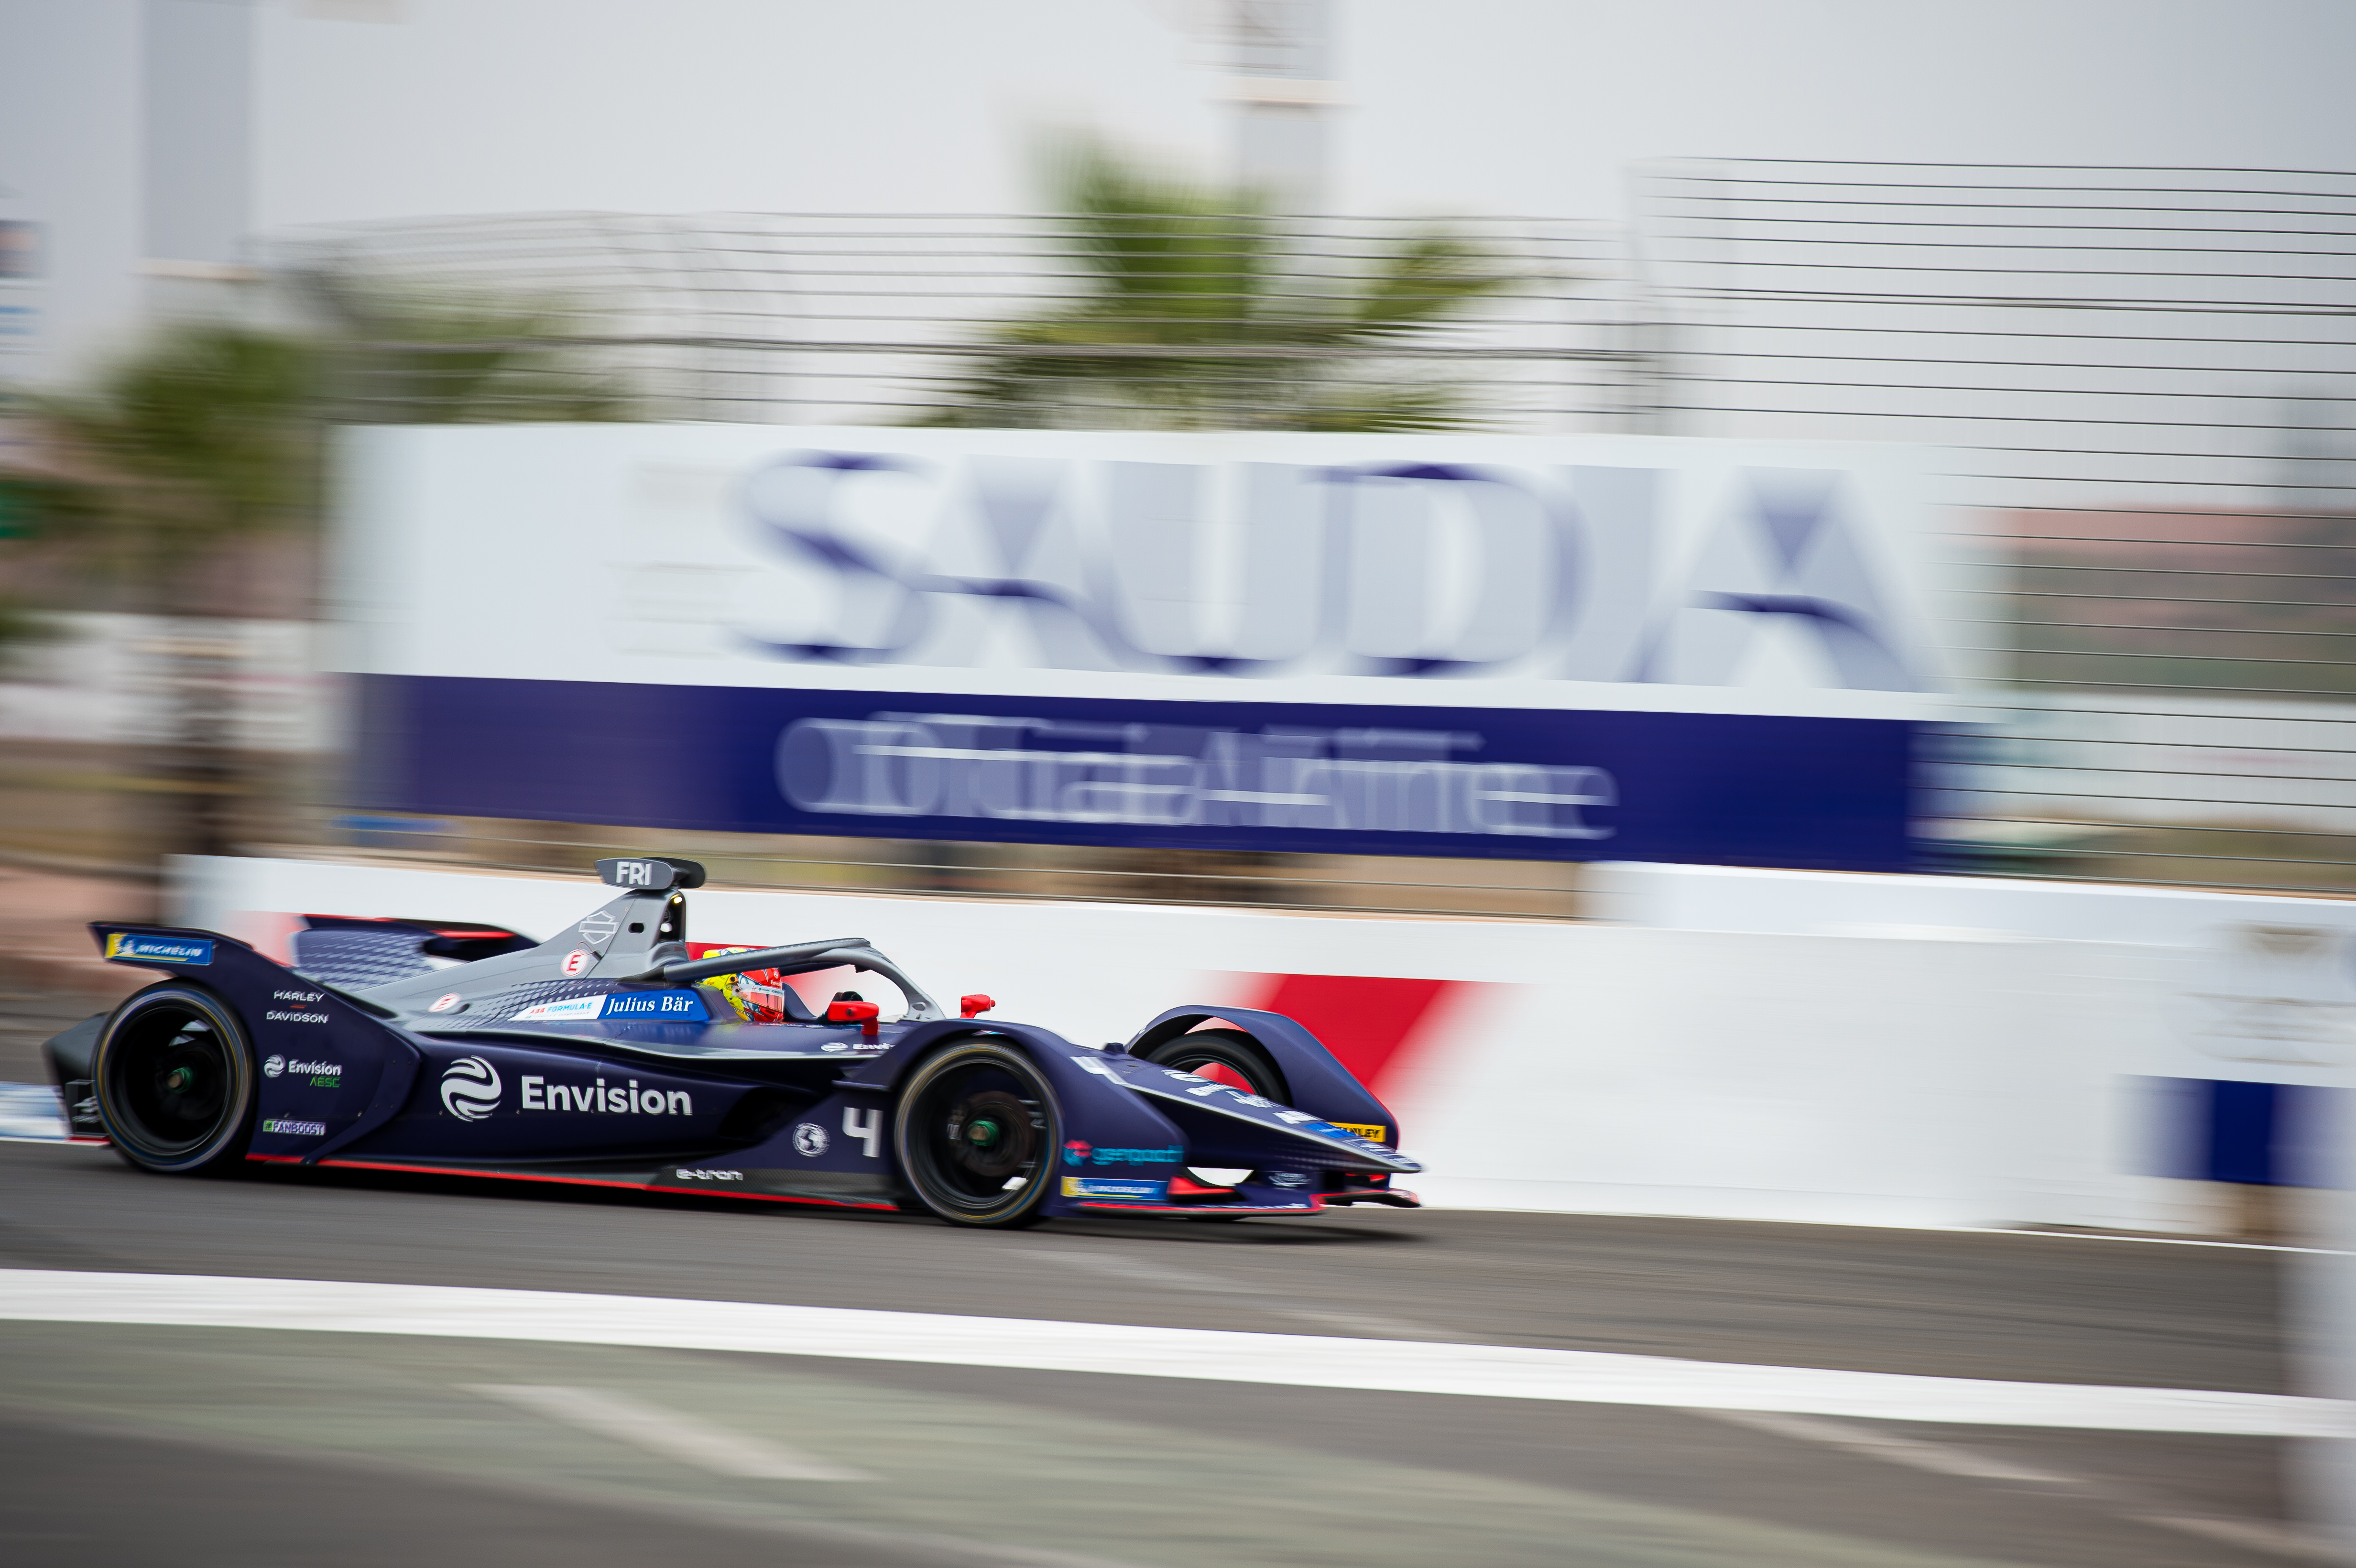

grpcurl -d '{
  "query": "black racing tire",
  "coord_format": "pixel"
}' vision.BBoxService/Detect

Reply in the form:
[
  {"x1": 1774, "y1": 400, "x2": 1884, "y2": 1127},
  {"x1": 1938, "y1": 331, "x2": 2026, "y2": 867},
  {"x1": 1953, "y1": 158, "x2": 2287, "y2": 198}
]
[
  {"x1": 92, "y1": 984, "x2": 256, "y2": 1176},
  {"x1": 1137, "y1": 1027, "x2": 1289, "y2": 1104},
  {"x1": 892, "y1": 1039, "x2": 1059, "y2": 1229}
]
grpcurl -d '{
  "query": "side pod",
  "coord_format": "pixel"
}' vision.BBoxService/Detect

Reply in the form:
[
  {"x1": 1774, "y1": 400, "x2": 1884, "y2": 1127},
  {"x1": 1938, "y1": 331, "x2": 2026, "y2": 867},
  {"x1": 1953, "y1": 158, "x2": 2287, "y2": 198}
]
[{"x1": 84, "y1": 923, "x2": 425, "y2": 1165}]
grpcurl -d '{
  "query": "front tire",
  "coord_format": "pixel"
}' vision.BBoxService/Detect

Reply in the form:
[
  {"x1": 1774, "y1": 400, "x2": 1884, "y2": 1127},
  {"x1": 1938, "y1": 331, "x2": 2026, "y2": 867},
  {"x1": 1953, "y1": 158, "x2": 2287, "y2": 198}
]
[
  {"x1": 93, "y1": 985, "x2": 255, "y2": 1175},
  {"x1": 892, "y1": 1040, "x2": 1059, "y2": 1228},
  {"x1": 1136, "y1": 1027, "x2": 1288, "y2": 1103}
]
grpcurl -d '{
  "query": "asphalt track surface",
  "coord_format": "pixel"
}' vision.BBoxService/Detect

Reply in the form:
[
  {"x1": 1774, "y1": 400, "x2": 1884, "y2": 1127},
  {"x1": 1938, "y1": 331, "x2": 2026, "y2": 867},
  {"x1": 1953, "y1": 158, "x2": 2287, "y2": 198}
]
[{"x1": 0, "y1": 1137, "x2": 2327, "y2": 1568}]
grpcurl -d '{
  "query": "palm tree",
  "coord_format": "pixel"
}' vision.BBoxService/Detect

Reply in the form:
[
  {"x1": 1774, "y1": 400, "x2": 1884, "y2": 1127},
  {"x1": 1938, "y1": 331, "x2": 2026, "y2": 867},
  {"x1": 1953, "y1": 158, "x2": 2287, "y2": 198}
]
[
  {"x1": 18, "y1": 323, "x2": 320, "y2": 859},
  {"x1": 288, "y1": 272, "x2": 634, "y2": 425},
  {"x1": 11, "y1": 297, "x2": 629, "y2": 860},
  {"x1": 921, "y1": 142, "x2": 1522, "y2": 432},
  {"x1": 30, "y1": 323, "x2": 319, "y2": 602}
]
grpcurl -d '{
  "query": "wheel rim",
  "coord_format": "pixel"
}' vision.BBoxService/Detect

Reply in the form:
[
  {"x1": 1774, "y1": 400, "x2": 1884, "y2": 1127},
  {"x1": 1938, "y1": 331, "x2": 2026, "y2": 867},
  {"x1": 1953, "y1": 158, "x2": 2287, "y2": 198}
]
[
  {"x1": 105, "y1": 1002, "x2": 239, "y2": 1158},
  {"x1": 904, "y1": 1051, "x2": 1051, "y2": 1218}
]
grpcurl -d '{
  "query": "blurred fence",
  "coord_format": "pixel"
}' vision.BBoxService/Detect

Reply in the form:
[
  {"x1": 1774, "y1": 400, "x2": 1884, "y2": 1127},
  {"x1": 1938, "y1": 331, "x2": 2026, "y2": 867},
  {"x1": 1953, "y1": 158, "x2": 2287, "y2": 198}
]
[
  {"x1": 1628, "y1": 161, "x2": 2356, "y2": 892},
  {"x1": 263, "y1": 211, "x2": 1641, "y2": 433},
  {"x1": 250, "y1": 163, "x2": 2356, "y2": 900}
]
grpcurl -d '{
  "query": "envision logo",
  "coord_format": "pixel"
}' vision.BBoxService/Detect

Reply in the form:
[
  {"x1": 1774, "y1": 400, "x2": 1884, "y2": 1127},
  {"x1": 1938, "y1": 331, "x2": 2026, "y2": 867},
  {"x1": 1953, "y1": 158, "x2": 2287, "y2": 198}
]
[
  {"x1": 440, "y1": 1056, "x2": 502, "y2": 1121},
  {"x1": 519, "y1": 1075, "x2": 693, "y2": 1115}
]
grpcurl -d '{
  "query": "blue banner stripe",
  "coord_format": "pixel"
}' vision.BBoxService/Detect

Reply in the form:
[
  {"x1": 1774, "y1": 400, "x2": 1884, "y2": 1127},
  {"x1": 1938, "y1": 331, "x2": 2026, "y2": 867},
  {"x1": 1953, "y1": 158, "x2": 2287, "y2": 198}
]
[{"x1": 355, "y1": 674, "x2": 1914, "y2": 871}]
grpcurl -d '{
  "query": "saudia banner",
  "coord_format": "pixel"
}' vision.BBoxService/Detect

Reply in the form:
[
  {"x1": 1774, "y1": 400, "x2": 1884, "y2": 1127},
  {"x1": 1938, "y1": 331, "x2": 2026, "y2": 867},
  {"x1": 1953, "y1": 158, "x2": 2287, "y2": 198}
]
[{"x1": 337, "y1": 426, "x2": 1950, "y2": 870}]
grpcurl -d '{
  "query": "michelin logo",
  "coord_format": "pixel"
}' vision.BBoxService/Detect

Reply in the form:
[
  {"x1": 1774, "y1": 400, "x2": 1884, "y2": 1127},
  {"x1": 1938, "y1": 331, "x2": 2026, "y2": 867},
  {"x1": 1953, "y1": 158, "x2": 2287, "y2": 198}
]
[
  {"x1": 104, "y1": 932, "x2": 212, "y2": 965},
  {"x1": 439, "y1": 1056, "x2": 502, "y2": 1121}
]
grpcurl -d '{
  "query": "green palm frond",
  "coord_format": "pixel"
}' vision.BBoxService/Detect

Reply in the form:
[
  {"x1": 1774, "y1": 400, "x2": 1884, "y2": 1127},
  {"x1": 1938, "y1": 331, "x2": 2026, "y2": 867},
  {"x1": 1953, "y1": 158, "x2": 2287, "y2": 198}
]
[
  {"x1": 11, "y1": 289, "x2": 628, "y2": 609},
  {"x1": 314, "y1": 279, "x2": 634, "y2": 424},
  {"x1": 921, "y1": 140, "x2": 1525, "y2": 431}
]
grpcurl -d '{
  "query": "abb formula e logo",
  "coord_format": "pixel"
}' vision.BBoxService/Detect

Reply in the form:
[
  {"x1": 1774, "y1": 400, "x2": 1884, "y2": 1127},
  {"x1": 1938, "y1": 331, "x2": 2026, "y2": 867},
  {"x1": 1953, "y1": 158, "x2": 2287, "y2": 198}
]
[{"x1": 440, "y1": 1056, "x2": 502, "y2": 1121}]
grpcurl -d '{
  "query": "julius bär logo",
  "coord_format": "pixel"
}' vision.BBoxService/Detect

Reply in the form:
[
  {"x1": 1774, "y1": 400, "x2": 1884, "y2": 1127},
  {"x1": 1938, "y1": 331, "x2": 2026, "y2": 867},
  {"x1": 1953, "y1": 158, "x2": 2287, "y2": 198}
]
[{"x1": 439, "y1": 1056, "x2": 502, "y2": 1121}]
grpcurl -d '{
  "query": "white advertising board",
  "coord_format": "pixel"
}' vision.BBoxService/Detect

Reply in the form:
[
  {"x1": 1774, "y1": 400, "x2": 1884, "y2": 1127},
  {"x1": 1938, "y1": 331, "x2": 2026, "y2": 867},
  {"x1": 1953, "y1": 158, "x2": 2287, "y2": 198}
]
[{"x1": 335, "y1": 425, "x2": 1952, "y2": 872}]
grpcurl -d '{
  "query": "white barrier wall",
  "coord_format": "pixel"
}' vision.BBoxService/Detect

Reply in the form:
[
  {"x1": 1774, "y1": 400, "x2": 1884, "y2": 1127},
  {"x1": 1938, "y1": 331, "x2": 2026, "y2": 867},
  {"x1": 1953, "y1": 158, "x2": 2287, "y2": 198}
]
[
  {"x1": 173, "y1": 855, "x2": 2182, "y2": 1231},
  {"x1": 1592, "y1": 860, "x2": 2356, "y2": 1098}
]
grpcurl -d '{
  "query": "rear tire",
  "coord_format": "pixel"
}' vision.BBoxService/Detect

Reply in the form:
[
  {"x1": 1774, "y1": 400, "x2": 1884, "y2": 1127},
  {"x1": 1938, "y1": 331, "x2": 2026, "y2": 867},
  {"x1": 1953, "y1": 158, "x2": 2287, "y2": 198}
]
[
  {"x1": 1136, "y1": 1027, "x2": 1288, "y2": 1103},
  {"x1": 892, "y1": 1040, "x2": 1058, "y2": 1228},
  {"x1": 93, "y1": 985, "x2": 255, "y2": 1175}
]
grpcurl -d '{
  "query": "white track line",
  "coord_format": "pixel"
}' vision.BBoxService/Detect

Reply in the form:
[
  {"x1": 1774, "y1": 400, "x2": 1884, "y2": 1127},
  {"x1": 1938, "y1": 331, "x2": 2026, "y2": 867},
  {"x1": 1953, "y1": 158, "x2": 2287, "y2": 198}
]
[
  {"x1": 466, "y1": 1383, "x2": 873, "y2": 1481},
  {"x1": 1702, "y1": 1409, "x2": 2337, "y2": 1561},
  {"x1": 1942, "y1": 1227, "x2": 2350, "y2": 1257},
  {"x1": 1, "y1": 1268, "x2": 2345, "y2": 1438}
]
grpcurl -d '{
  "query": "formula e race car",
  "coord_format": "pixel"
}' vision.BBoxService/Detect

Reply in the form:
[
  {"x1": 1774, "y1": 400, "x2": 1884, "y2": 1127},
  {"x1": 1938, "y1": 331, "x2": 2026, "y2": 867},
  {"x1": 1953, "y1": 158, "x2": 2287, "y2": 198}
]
[{"x1": 42, "y1": 857, "x2": 1419, "y2": 1227}]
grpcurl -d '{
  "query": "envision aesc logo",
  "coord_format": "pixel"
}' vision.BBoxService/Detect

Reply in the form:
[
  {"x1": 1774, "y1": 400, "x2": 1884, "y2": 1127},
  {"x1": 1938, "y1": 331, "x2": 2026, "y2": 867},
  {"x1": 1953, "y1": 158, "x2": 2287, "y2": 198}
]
[{"x1": 439, "y1": 1056, "x2": 502, "y2": 1121}]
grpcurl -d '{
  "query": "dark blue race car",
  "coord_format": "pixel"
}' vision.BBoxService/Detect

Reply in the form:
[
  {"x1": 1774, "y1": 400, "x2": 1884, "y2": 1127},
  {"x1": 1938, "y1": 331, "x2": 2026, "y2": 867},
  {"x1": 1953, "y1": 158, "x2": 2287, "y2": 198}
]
[{"x1": 42, "y1": 857, "x2": 1420, "y2": 1227}]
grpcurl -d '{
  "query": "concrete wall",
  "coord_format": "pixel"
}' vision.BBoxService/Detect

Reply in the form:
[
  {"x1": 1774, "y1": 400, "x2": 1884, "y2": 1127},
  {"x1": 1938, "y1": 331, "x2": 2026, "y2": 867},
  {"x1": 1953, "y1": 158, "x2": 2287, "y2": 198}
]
[{"x1": 1593, "y1": 860, "x2": 2356, "y2": 1099}]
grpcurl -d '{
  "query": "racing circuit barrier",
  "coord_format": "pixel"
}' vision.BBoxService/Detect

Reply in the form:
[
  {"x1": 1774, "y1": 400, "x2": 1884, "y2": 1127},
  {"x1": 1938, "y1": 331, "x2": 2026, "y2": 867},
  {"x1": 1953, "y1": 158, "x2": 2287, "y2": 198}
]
[{"x1": 167, "y1": 854, "x2": 2343, "y2": 1236}]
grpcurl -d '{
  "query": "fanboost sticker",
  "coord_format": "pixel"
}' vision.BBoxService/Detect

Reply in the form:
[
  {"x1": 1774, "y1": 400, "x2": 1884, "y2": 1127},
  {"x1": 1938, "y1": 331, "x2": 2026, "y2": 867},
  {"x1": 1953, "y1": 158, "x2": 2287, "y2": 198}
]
[
  {"x1": 104, "y1": 932, "x2": 213, "y2": 966},
  {"x1": 514, "y1": 991, "x2": 709, "y2": 1023}
]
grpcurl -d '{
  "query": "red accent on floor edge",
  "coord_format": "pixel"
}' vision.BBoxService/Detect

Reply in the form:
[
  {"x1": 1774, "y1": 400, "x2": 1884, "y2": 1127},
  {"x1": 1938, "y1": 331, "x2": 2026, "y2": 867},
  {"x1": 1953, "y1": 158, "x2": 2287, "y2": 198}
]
[{"x1": 283, "y1": 1157, "x2": 897, "y2": 1210}]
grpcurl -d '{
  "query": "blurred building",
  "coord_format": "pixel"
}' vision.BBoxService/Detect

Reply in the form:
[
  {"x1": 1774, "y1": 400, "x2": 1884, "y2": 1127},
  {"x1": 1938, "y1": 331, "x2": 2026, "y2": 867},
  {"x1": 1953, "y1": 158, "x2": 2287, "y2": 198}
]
[
  {"x1": 8, "y1": 0, "x2": 2356, "y2": 375},
  {"x1": 2, "y1": 1, "x2": 2354, "y2": 899}
]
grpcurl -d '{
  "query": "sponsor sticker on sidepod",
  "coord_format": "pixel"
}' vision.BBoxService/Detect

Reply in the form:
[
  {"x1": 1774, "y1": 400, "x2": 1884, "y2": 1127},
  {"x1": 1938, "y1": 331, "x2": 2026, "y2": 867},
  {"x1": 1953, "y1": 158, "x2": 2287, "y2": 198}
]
[
  {"x1": 104, "y1": 932, "x2": 212, "y2": 965},
  {"x1": 513, "y1": 991, "x2": 709, "y2": 1023},
  {"x1": 439, "y1": 1057, "x2": 502, "y2": 1121}
]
